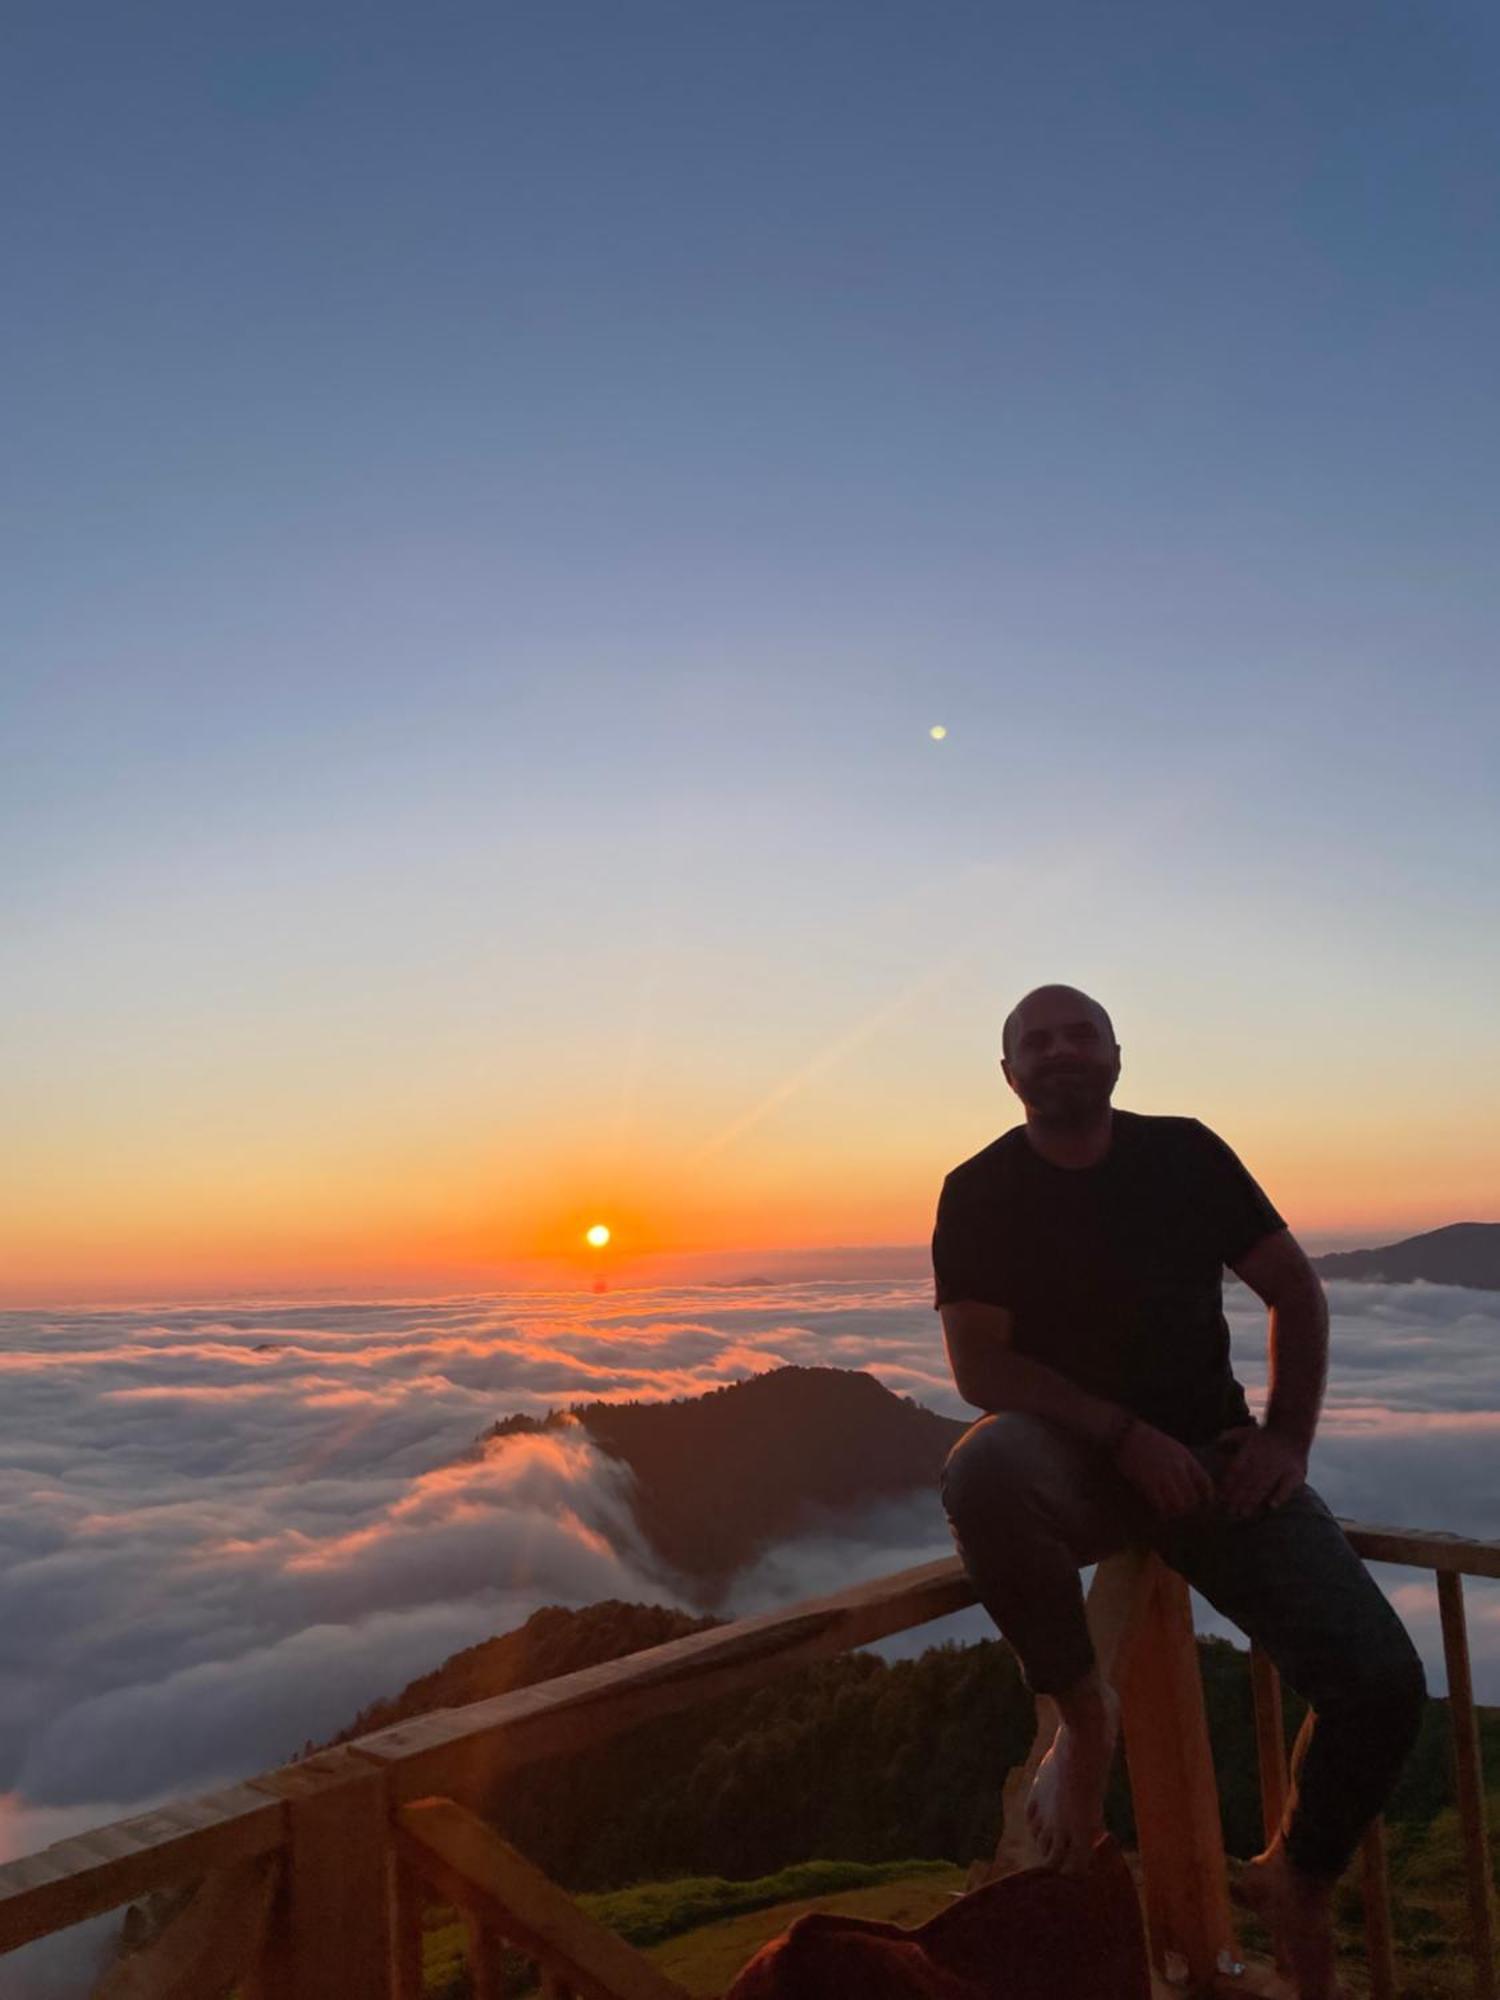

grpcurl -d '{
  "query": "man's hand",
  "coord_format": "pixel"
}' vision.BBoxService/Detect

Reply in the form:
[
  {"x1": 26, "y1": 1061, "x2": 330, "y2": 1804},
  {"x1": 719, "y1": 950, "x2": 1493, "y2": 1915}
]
[
  {"x1": 1214, "y1": 1422, "x2": 1308, "y2": 1520},
  {"x1": 1113, "y1": 1420, "x2": 1215, "y2": 1519}
]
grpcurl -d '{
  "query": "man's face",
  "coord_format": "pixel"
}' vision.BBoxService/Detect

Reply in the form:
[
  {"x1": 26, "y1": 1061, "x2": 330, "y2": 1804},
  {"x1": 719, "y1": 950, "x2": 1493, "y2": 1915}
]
[{"x1": 1001, "y1": 992, "x2": 1120, "y2": 1124}]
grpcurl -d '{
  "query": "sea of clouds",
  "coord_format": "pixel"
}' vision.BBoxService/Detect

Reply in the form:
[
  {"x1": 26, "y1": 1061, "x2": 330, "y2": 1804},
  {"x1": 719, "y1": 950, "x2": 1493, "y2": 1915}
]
[{"x1": 1, "y1": 1277, "x2": 1498, "y2": 1990}]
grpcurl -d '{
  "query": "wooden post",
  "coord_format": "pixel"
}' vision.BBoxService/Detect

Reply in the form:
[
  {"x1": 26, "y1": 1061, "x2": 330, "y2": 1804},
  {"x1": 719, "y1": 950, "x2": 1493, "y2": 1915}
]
[
  {"x1": 1437, "y1": 1571, "x2": 1498, "y2": 2000},
  {"x1": 1117, "y1": 1561, "x2": 1237, "y2": 1988},
  {"x1": 465, "y1": 1908, "x2": 507, "y2": 2000},
  {"x1": 253, "y1": 1749, "x2": 393, "y2": 2000},
  {"x1": 388, "y1": 1846, "x2": 426, "y2": 2000},
  {"x1": 1360, "y1": 1816, "x2": 1397, "y2": 2000},
  {"x1": 396, "y1": 1797, "x2": 691, "y2": 2000},
  {"x1": 1248, "y1": 1646, "x2": 1288, "y2": 1849}
]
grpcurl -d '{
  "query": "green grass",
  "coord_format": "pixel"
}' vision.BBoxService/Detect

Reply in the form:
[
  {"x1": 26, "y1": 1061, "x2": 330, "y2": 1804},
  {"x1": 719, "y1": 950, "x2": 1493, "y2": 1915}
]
[
  {"x1": 641, "y1": 1866, "x2": 969, "y2": 1996},
  {"x1": 579, "y1": 1857, "x2": 961, "y2": 1946},
  {"x1": 419, "y1": 1860, "x2": 966, "y2": 1997},
  {"x1": 420, "y1": 1804, "x2": 1500, "y2": 1999}
]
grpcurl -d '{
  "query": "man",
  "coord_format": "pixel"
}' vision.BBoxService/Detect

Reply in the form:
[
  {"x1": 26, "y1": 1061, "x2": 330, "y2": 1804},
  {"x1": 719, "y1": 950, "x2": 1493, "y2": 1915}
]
[{"x1": 933, "y1": 985, "x2": 1424, "y2": 2000}]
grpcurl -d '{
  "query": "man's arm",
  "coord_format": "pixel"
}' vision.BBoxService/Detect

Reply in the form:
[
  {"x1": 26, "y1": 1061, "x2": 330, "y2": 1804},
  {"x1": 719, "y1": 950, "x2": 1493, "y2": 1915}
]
[
  {"x1": 940, "y1": 1300, "x2": 1213, "y2": 1518},
  {"x1": 940, "y1": 1299, "x2": 1127, "y2": 1442},
  {"x1": 1217, "y1": 1227, "x2": 1330, "y2": 1517},
  {"x1": 1235, "y1": 1227, "x2": 1329, "y2": 1450}
]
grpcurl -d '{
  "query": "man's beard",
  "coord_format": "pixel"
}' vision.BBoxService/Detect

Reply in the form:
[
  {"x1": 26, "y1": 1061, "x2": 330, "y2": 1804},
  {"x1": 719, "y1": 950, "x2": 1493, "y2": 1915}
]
[{"x1": 1023, "y1": 1069, "x2": 1116, "y2": 1127}]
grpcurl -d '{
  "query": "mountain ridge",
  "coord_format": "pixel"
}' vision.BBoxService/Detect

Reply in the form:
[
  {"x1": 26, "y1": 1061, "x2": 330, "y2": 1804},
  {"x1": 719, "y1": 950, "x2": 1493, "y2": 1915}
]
[
  {"x1": 1311, "y1": 1220, "x2": 1500, "y2": 1290},
  {"x1": 472, "y1": 1365, "x2": 964, "y2": 1594}
]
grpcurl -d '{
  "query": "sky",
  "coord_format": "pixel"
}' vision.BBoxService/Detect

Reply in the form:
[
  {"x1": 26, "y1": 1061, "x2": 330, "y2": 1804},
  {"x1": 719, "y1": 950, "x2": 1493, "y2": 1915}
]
[
  {"x1": 2, "y1": 1277, "x2": 1499, "y2": 1997},
  {"x1": 4, "y1": 1, "x2": 1499, "y2": 1297}
]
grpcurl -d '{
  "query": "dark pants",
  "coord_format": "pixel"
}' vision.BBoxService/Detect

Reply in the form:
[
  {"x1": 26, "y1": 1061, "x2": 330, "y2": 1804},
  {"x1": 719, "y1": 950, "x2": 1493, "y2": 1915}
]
[{"x1": 940, "y1": 1413, "x2": 1427, "y2": 1880}]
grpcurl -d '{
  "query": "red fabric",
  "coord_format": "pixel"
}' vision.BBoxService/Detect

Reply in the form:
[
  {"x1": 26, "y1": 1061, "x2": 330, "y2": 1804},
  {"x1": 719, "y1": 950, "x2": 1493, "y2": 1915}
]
[{"x1": 725, "y1": 1840, "x2": 1150, "y2": 2000}]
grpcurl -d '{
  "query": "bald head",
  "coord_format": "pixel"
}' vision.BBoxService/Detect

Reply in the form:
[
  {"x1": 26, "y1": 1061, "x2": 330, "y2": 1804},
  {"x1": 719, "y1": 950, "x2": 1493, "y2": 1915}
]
[
  {"x1": 998, "y1": 984, "x2": 1121, "y2": 1130},
  {"x1": 1001, "y1": 985, "x2": 1116, "y2": 1063}
]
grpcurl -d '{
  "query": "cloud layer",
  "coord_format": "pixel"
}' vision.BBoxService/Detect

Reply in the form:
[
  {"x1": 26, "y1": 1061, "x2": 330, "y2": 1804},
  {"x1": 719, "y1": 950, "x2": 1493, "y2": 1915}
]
[{"x1": 0, "y1": 1277, "x2": 1497, "y2": 1876}]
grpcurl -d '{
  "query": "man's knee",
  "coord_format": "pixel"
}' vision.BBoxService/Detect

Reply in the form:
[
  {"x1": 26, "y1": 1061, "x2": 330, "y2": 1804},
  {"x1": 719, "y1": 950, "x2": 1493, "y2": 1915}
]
[
  {"x1": 940, "y1": 1411, "x2": 1070, "y2": 1529},
  {"x1": 1358, "y1": 1627, "x2": 1427, "y2": 1728},
  {"x1": 1322, "y1": 1618, "x2": 1427, "y2": 1743}
]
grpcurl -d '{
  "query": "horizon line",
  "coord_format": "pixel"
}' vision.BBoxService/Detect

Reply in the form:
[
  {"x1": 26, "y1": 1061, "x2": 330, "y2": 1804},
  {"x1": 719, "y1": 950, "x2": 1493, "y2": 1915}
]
[{"x1": 4, "y1": 1219, "x2": 1494, "y2": 1314}]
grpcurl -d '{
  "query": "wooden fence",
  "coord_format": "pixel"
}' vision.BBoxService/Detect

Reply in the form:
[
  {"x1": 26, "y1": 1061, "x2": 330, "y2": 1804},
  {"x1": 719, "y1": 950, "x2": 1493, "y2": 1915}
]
[{"x1": 0, "y1": 1520, "x2": 1495, "y2": 1997}]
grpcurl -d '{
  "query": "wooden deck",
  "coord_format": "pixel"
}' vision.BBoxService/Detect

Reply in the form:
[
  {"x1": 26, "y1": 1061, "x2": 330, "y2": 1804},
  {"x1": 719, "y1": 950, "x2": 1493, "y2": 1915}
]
[{"x1": 1, "y1": 1518, "x2": 1496, "y2": 1997}]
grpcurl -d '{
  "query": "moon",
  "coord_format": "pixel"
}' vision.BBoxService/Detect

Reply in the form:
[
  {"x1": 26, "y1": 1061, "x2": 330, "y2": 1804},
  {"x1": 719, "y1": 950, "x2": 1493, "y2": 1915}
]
[
  {"x1": 929, "y1": 724, "x2": 947, "y2": 740},
  {"x1": 585, "y1": 1224, "x2": 611, "y2": 1249}
]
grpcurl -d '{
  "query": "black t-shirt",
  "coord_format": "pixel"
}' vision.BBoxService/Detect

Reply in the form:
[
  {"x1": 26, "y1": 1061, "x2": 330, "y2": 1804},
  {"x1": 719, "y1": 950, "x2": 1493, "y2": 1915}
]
[{"x1": 931, "y1": 1111, "x2": 1285, "y2": 1444}]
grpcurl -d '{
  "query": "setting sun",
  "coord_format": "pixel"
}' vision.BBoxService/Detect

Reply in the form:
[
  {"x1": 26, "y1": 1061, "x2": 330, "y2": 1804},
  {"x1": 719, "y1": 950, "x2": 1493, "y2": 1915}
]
[{"x1": 585, "y1": 1224, "x2": 611, "y2": 1249}]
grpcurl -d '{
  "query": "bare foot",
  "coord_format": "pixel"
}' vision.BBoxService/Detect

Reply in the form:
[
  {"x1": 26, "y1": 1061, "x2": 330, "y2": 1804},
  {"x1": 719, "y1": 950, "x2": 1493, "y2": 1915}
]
[
  {"x1": 1234, "y1": 1843, "x2": 1340, "y2": 1999},
  {"x1": 1024, "y1": 1679, "x2": 1119, "y2": 1876}
]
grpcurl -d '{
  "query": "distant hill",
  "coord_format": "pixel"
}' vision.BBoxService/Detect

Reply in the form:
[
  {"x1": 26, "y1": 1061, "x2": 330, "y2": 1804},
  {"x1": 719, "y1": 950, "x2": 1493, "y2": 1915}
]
[
  {"x1": 1312, "y1": 1222, "x2": 1500, "y2": 1290},
  {"x1": 472, "y1": 1365, "x2": 966, "y2": 1593},
  {"x1": 322, "y1": 1598, "x2": 1037, "y2": 1883},
  {"x1": 328, "y1": 1599, "x2": 715, "y2": 1747}
]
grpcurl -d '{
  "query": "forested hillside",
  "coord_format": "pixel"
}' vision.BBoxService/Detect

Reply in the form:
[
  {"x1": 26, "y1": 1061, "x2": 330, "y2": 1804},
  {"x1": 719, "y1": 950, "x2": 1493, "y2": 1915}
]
[{"x1": 326, "y1": 1600, "x2": 1493, "y2": 1894}]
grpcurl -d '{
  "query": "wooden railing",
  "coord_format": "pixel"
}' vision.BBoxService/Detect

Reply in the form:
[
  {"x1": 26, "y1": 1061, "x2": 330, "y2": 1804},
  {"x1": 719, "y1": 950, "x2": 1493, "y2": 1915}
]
[{"x1": 0, "y1": 1520, "x2": 1495, "y2": 1998}]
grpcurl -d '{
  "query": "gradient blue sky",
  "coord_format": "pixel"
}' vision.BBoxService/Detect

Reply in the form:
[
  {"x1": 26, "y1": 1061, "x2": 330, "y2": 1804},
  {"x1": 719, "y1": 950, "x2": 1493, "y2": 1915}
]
[{"x1": 4, "y1": 3, "x2": 1498, "y2": 1295}]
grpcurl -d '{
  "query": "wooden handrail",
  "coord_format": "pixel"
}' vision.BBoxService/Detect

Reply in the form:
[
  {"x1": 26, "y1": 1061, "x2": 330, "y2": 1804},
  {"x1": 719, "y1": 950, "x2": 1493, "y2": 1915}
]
[
  {"x1": 0, "y1": 1517, "x2": 1495, "y2": 1981},
  {"x1": 1340, "y1": 1522, "x2": 1500, "y2": 1580},
  {"x1": 0, "y1": 1782, "x2": 283, "y2": 1956}
]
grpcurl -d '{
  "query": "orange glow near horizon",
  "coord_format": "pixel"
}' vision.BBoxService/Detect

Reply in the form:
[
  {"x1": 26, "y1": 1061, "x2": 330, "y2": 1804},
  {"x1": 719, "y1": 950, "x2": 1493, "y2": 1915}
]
[{"x1": 2, "y1": 1096, "x2": 1495, "y2": 1305}]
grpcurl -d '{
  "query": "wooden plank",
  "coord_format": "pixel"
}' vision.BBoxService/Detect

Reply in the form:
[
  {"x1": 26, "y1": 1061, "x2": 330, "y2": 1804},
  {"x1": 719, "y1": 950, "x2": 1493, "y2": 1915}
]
[
  {"x1": 1248, "y1": 1646, "x2": 1288, "y2": 1849},
  {"x1": 1117, "y1": 1563, "x2": 1237, "y2": 1988},
  {"x1": 1083, "y1": 1549, "x2": 1158, "y2": 1686},
  {"x1": 1437, "y1": 1570, "x2": 1498, "y2": 2000},
  {"x1": 0, "y1": 1783, "x2": 285, "y2": 1954},
  {"x1": 92, "y1": 1855, "x2": 278, "y2": 2000},
  {"x1": 252, "y1": 1749, "x2": 392, "y2": 2000},
  {"x1": 357, "y1": 1554, "x2": 978, "y2": 1802},
  {"x1": 1360, "y1": 1816, "x2": 1398, "y2": 2000},
  {"x1": 1342, "y1": 1522, "x2": 1500, "y2": 1581},
  {"x1": 397, "y1": 1797, "x2": 691, "y2": 2000}
]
